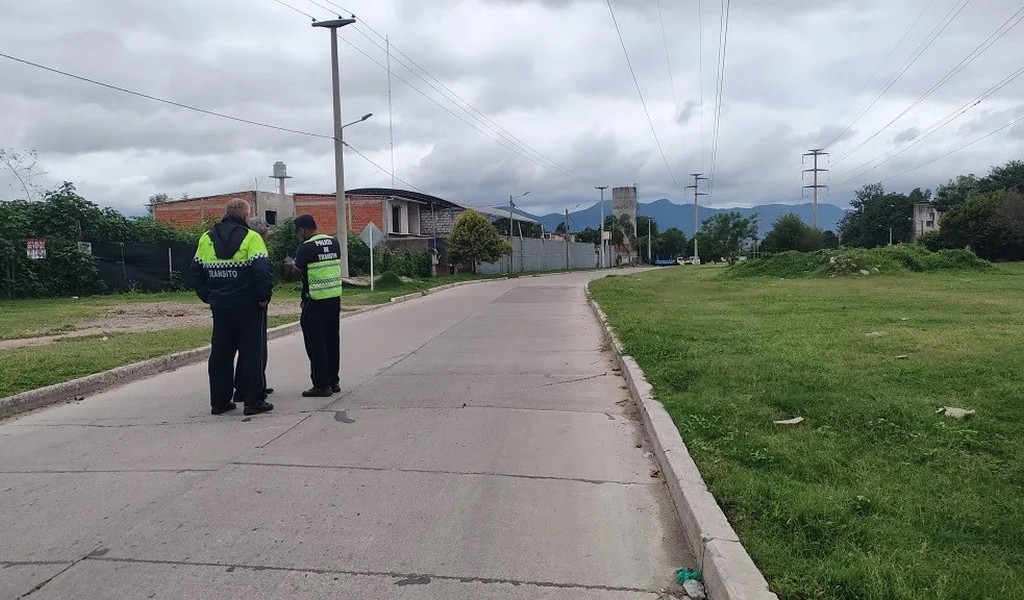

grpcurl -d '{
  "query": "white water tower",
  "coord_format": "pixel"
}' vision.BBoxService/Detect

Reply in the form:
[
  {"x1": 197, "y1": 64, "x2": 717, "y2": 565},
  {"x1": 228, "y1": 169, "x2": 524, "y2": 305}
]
[{"x1": 270, "y1": 161, "x2": 292, "y2": 195}]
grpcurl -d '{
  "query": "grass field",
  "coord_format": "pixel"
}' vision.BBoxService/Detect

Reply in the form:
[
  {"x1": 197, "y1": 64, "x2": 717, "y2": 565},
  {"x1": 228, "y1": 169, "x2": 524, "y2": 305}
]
[
  {"x1": 591, "y1": 262, "x2": 1024, "y2": 600},
  {"x1": 0, "y1": 274, "x2": 489, "y2": 398},
  {"x1": 0, "y1": 275, "x2": 488, "y2": 341}
]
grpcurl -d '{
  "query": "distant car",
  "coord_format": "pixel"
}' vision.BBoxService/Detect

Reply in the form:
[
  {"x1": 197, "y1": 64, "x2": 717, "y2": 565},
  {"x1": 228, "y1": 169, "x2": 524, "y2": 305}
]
[{"x1": 653, "y1": 258, "x2": 676, "y2": 266}]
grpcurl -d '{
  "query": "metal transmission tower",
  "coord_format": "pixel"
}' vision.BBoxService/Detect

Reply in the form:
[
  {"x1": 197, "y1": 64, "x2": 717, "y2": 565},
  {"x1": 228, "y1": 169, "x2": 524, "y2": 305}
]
[
  {"x1": 803, "y1": 149, "x2": 829, "y2": 229},
  {"x1": 685, "y1": 173, "x2": 708, "y2": 264}
]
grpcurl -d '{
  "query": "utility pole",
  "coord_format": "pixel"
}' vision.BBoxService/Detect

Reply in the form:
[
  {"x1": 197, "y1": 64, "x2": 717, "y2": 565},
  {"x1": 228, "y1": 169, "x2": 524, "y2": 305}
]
[
  {"x1": 595, "y1": 186, "x2": 608, "y2": 268},
  {"x1": 509, "y1": 196, "x2": 514, "y2": 275},
  {"x1": 802, "y1": 149, "x2": 829, "y2": 230},
  {"x1": 686, "y1": 174, "x2": 708, "y2": 264},
  {"x1": 647, "y1": 216, "x2": 652, "y2": 263},
  {"x1": 565, "y1": 208, "x2": 571, "y2": 270},
  {"x1": 508, "y1": 191, "x2": 530, "y2": 275},
  {"x1": 312, "y1": 17, "x2": 356, "y2": 278},
  {"x1": 387, "y1": 35, "x2": 395, "y2": 189}
]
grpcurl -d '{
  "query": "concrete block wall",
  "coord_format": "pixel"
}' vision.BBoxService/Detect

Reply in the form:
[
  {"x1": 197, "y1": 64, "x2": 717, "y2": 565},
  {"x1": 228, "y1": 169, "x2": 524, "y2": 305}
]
[{"x1": 420, "y1": 207, "x2": 462, "y2": 237}]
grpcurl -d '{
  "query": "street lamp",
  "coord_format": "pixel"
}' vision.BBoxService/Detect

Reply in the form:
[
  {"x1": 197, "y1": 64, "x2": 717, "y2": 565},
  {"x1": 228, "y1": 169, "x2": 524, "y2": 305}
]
[
  {"x1": 509, "y1": 191, "x2": 530, "y2": 275},
  {"x1": 342, "y1": 113, "x2": 373, "y2": 130},
  {"x1": 312, "y1": 17, "x2": 356, "y2": 278},
  {"x1": 595, "y1": 186, "x2": 608, "y2": 268}
]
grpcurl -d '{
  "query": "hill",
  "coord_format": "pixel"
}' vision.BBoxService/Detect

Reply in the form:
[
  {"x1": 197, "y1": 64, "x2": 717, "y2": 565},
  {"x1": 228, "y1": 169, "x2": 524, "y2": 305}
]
[{"x1": 534, "y1": 199, "x2": 847, "y2": 236}]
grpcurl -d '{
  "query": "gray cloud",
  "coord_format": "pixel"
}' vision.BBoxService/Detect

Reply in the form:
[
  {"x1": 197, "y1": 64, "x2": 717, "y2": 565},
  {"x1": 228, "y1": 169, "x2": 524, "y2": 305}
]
[{"x1": 1, "y1": 0, "x2": 1022, "y2": 218}]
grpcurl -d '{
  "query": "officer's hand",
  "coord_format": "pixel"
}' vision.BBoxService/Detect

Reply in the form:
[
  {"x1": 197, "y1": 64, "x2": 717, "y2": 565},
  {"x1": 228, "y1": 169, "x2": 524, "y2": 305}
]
[{"x1": 284, "y1": 256, "x2": 296, "y2": 270}]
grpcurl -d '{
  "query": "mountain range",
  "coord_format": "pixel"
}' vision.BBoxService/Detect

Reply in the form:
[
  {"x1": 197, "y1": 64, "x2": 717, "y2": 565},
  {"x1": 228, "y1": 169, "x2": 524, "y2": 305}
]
[{"x1": 529, "y1": 199, "x2": 848, "y2": 237}]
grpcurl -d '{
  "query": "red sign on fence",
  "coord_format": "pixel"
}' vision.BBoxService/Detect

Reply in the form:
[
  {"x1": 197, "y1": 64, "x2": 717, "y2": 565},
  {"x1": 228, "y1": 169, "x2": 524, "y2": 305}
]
[{"x1": 26, "y1": 238, "x2": 46, "y2": 260}]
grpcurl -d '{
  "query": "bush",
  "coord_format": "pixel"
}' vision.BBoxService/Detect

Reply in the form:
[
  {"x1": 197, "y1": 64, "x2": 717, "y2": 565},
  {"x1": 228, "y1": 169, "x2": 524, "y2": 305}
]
[
  {"x1": 377, "y1": 248, "x2": 432, "y2": 278},
  {"x1": 727, "y1": 245, "x2": 989, "y2": 279},
  {"x1": 375, "y1": 270, "x2": 403, "y2": 288}
]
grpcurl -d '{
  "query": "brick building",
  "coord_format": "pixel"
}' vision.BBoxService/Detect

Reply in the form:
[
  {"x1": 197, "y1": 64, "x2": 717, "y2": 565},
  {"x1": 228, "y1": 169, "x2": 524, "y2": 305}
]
[{"x1": 152, "y1": 187, "x2": 538, "y2": 267}]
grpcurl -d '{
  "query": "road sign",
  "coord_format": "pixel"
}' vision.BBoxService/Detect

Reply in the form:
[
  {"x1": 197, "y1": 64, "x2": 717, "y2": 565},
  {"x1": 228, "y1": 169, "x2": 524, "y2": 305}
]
[
  {"x1": 360, "y1": 222, "x2": 384, "y2": 291},
  {"x1": 26, "y1": 238, "x2": 46, "y2": 260},
  {"x1": 360, "y1": 222, "x2": 384, "y2": 248}
]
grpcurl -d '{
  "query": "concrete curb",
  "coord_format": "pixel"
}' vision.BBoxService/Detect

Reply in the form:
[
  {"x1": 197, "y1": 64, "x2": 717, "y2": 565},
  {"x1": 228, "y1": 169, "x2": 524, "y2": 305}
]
[
  {"x1": 0, "y1": 277, "x2": 511, "y2": 421},
  {"x1": 585, "y1": 280, "x2": 778, "y2": 600}
]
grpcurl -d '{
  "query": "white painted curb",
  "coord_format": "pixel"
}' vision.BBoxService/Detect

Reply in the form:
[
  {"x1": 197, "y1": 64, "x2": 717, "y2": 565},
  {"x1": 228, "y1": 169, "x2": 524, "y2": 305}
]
[{"x1": 586, "y1": 279, "x2": 779, "y2": 600}]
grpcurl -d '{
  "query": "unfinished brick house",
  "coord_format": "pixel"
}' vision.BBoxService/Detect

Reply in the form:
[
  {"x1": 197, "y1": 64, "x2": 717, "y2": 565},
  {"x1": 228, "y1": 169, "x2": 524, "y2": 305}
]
[{"x1": 152, "y1": 187, "x2": 537, "y2": 270}]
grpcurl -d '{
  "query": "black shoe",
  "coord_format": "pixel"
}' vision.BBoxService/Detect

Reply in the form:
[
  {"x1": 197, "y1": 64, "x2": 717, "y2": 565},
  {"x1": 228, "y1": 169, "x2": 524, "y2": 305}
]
[
  {"x1": 302, "y1": 387, "x2": 333, "y2": 398},
  {"x1": 265, "y1": 387, "x2": 275, "y2": 395},
  {"x1": 243, "y1": 402, "x2": 274, "y2": 416},
  {"x1": 331, "y1": 383, "x2": 341, "y2": 393},
  {"x1": 212, "y1": 402, "x2": 237, "y2": 415}
]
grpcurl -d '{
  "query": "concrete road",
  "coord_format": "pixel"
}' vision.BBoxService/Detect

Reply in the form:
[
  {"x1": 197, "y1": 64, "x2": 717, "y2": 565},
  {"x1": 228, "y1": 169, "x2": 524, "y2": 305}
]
[{"x1": 0, "y1": 273, "x2": 692, "y2": 599}]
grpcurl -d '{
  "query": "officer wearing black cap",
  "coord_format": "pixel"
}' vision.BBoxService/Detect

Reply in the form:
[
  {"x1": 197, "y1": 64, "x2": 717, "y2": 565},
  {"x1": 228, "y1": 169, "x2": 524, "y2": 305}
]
[{"x1": 286, "y1": 214, "x2": 343, "y2": 397}]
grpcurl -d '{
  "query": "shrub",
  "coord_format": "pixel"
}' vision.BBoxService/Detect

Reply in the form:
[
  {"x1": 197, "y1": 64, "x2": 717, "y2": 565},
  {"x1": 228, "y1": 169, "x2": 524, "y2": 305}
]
[{"x1": 727, "y1": 245, "x2": 989, "y2": 279}]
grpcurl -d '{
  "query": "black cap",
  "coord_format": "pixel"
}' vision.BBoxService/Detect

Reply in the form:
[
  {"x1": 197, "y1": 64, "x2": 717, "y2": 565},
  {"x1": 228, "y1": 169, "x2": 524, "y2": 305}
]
[{"x1": 294, "y1": 214, "x2": 317, "y2": 230}]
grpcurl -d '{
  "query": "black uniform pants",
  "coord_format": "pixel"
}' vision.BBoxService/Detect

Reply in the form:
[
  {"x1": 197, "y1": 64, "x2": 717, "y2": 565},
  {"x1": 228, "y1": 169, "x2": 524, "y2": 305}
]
[
  {"x1": 209, "y1": 305, "x2": 263, "y2": 409},
  {"x1": 232, "y1": 306, "x2": 268, "y2": 403},
  {"x1": 301, "y1": 297, "x2": 341, "y2": 389}
]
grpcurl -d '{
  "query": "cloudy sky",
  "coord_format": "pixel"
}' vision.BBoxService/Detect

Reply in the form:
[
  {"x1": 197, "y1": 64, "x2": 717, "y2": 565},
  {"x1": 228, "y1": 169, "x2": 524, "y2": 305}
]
[{"x1": 1, "y1": 0, "x2": 1022, "y2": 217}]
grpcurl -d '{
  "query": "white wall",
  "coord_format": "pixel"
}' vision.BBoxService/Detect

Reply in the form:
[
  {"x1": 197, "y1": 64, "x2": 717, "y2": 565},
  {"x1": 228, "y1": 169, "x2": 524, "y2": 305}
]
[{"x1": 476, "y1": 238, "x2": 600, "y2": 274}]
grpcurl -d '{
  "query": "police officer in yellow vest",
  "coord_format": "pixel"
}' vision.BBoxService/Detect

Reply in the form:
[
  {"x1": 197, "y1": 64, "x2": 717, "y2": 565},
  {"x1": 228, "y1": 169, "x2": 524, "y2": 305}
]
[
  {"x1": 288, "y1": 214, "x2": 342, "y2": 397},
  {"x1": 191, "y1": 198, "x2": 275, "y2": 416}
]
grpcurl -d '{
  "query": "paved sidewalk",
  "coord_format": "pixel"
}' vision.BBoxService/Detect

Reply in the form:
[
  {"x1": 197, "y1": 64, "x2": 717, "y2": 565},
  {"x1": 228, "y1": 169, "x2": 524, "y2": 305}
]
[{"x1": 0, "y1": 273, "x2": 691, "y2": 599}]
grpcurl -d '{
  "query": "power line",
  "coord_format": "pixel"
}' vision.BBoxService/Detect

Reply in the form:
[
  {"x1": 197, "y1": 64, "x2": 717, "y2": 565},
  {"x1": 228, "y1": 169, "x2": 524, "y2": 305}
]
[
  {"x1": 295, "y1": 0, "x2": 589, "y2": 183},
  {"x1": 707, "y1": 0, "x2": 732, "y2": 205},
  {"x1": 606, "y1": 0, "x2": 684, "y2": 192},
  {"x1": 344, "y1": 25, "x2": 584, "y2": 182},
  {"x1": 882, "y1": 111, "x2": 1024, "y2": 183},
  {"x1": 833, "y1": 4, "x2": 1024, "y2": 164},
  {"x1": 823, "y1": 0, "x2": 940, "y2": 144},
  {"x1": 657, "y1": 0, "x2": 690, "y2": 167},
  {"x1": 0, "y1": 51, "x2": 332, "y2": 140},
  {"x1": 343, "y1": 142, "x2": 428, "y2": 193},
  {"x1": 0, "y1": 48, "x2": 439, "y2": 197},
  {"x1": 835, "y1": 63, "x2": 1024, "y2": 185},
  {"x1": 825, "y1": 0, "x2": 972, "y2": 150}
]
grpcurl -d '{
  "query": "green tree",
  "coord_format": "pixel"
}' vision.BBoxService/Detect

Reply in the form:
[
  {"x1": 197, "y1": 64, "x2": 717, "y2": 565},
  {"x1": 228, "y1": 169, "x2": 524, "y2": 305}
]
[
  {"x1": 636, "y1": 215, "x2": 659, "y2": 263},
  {"x1": 449, "y1": 210, "x2": 512, "y2": 272},
  {"x1": 761, "y1": 213, "x2": 825, "y2": 253},
  {"x1": 604, "y1": 214, "x2": 637, "y2": 263},
  {"x1": 698, "y1": 211, "x2": 758, "y2": 264},
  {"x1": 493, "y1": 217, "x2": 542, "y2": 238},
  {"x1": 576, "y1": 227, "x2": 600, "y2": 245},
  {"x1": 147, "y1": 193, "x2": 171, "y2": 216},
  {"x1": 932, "y1": 189, "x2": 1024, "y2": 261},
  {"x1": 934, "y1": 174, "x2": 980, "y2": 211},
  {"x1": 658, "y1": 227, "x2": 688, "y2": 258},
  {"x1": 980, "y1": 160, "x2": 1024, "y2": 194},
  {"x1": 838, "y1": 183, "x2": 922, "y2": 247}
]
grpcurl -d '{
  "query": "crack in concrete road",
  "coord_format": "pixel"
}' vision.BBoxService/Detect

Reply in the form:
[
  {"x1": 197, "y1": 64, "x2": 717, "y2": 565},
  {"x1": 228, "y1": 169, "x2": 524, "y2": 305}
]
[
  {"x1": 85, "y1": 555, "x2": 658, "y2": 594},
  {"x1": 541, "y1": 373, "x2": 609, "y2": 386},
  {"x1": 231, "y1": 460, "x2": 653, "y2": 487},
  {"x1": 16, "y1": 545, "x2": 105, "y2": 598}
]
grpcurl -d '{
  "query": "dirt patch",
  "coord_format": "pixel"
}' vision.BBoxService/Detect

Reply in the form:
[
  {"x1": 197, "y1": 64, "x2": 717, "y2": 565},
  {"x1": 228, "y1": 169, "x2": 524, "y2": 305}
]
[{"x1": 0, "y1": 300, "x2": 301, "y2": 351}]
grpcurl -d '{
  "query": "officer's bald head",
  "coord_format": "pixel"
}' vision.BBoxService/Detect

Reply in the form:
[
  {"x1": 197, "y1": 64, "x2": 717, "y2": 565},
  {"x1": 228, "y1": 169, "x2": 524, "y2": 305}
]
[{"x1": 225, "y1": 198, "x2": 251, "y2": 220}]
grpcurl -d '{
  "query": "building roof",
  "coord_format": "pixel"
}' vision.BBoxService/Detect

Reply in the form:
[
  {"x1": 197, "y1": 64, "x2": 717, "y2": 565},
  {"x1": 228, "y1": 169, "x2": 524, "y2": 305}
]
[
  {"x1": 346, "y1": 188, "x2": 463, "y2": 210},
  {"x1": 468, "y1": 205, "x2": 539, "y2": 224}
]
